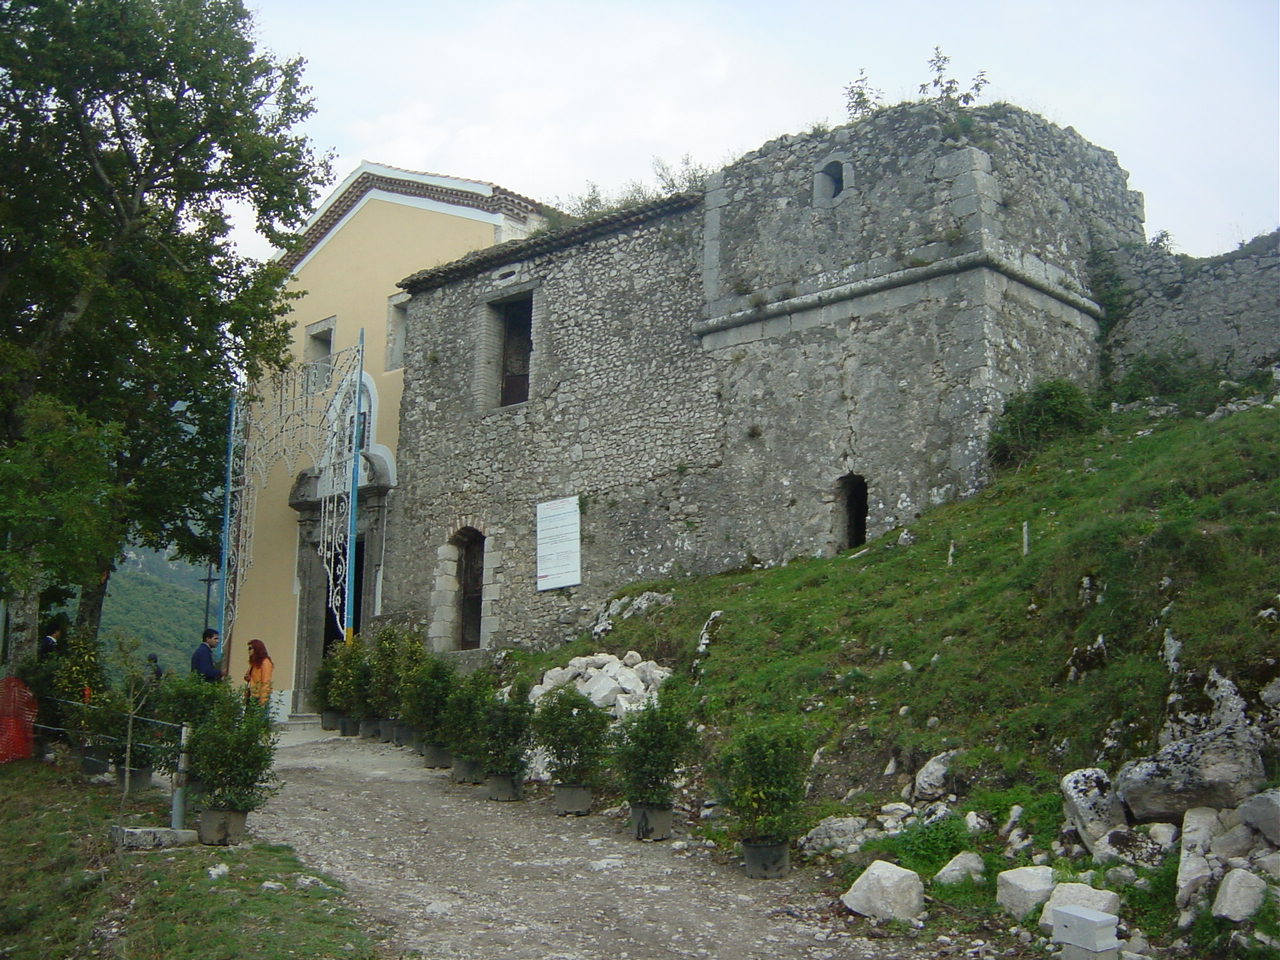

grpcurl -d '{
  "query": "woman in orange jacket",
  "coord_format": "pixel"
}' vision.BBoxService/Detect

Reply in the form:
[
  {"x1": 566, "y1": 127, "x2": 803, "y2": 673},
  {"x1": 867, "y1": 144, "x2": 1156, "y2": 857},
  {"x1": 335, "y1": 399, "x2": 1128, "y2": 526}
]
[{"x1": 244, "y1": 639, "x2": 274, "y2": 710}]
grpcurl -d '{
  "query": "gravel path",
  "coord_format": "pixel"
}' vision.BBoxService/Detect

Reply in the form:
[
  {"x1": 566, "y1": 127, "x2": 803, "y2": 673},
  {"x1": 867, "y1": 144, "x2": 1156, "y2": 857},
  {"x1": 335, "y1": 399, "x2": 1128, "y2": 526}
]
[{"x1": 251, "y1": 729, "x2": 935, "y2": 960}]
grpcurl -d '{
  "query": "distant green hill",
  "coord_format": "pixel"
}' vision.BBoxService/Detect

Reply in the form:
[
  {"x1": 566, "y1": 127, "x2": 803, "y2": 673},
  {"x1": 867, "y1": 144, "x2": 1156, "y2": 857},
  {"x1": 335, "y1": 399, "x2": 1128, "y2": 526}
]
[{"x1": 99, "y1": 565, "x2": 207, "y2": 677}]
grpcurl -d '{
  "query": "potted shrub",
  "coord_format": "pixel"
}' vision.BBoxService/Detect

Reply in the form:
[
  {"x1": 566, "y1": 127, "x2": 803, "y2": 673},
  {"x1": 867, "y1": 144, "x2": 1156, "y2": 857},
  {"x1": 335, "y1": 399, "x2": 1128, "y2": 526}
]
[
  {"x1": 327, "y1": 639, "x2": 370, "y2": 736},
  {"x1": 611, "y1": 691, "x2": 691, "y2": 840},
  {"x1": 441, "y1": 671, "x2": 493, "y2": 784},
  {"x1": 366, "y1": 627, "x2": 404, "y2": 741},
  {"x1": 532, "y1": 684, "x2": 610, "y2": 815},
  {"x1": 188, "y1": 684, "x2": 279, "y2": 844},
  {"x1": 712, "y1": 715, "x2": 811, "y2": 878},
  {"x1": 151, "y1": 671, "x2": 226, "y2": 793},
  {"x1": 310, "y1": 654, "x2": 341, "y2": 731},
  {"x1": 400, "y1": 653, "x2": 455, "y2": 767},
  {"x1": 480, "y1": 678, "x2": 533, "y2": 801}
]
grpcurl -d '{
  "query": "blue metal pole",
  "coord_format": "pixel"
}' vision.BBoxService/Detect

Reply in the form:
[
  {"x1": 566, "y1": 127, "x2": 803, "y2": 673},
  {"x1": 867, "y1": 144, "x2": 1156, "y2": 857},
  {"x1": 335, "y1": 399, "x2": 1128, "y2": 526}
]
[
  {"x1": 344, "y1": 332, "x2": 365, "y2": 641},
  {"x1": 217, "y1": 389, "x2": 238, "y2": 657}
]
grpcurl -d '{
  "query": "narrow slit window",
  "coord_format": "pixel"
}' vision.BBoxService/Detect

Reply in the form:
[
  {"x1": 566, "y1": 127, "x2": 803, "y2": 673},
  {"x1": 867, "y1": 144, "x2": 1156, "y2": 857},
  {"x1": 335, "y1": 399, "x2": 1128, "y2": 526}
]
[{"x1": 498, "y1": 296, "x2": 532, "y2": 406}]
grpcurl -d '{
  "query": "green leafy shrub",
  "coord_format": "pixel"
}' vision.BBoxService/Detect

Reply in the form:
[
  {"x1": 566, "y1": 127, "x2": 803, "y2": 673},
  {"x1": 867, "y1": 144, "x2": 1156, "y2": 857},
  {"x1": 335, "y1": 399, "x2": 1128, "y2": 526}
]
[
  {"x1": 442, "y1": 671, "x2": 495, "y2": 762},
  {"x1": 480, "y1": 678, "x2": 534, "y2": 778},
  {"x1": 1103, "y1": 353, "x2": 1267, "y2": 414},
  {"x1": 532, "y1": 684, "x2": 611, "y2": 786},
  {"x1": 712, "y1": 716, "x2": 811, "y2": 842},
  {"x1": 988, "y1": 380, "x2": 1101, "y2": 467},
  {"x1": 399, "y1": 653, "x2": 455, "y2": 746},
  {"x1": 327, "y1": 639, "x2": 371, "y2": 721},
  {"x1": 310, "y1": 653, "x2": 335, "y2": 713},
  {"x1": 187, "y1": 683, "x2": 278, "y2": 811},
  {"x1": 150, "y1": 671, "x2": 226, "y2": 774},
  {"x1": 611, "y1": 692, "x2": 691, "y2": 807},
  {"x1": 366, "y1": 627, "x2": 406, "y2": 719}
]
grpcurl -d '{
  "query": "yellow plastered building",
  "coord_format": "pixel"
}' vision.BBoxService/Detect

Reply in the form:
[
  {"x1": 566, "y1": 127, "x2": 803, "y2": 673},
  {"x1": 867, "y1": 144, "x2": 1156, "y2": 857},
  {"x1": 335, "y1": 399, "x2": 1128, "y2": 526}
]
[{"x1": 228, "y1": 163, "x2": 543, "y2": 716}]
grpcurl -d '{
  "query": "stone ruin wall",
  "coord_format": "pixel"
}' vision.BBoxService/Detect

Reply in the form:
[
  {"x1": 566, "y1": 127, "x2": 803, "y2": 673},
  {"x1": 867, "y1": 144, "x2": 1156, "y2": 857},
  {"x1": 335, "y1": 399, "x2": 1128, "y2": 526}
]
[
  {"x1": 384, "y1": 204, "x2": 720, "y2": 646},
  {"x1": 1105, "y1": 230, "x2": 1279, "y2": 378},
  {"x1": 377, "y1": 103, "x2": 1267, "y2": 650}
]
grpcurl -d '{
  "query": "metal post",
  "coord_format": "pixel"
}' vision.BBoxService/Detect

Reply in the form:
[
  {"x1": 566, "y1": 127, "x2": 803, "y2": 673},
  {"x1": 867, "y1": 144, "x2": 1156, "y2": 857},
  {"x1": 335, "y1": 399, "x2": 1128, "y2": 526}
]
[
  {"x1": 217, "y1": 392, "x2": 239, "y2": 657},
  {"x1": 170, "y1": 722, "x2": 190, "y2": 830}
]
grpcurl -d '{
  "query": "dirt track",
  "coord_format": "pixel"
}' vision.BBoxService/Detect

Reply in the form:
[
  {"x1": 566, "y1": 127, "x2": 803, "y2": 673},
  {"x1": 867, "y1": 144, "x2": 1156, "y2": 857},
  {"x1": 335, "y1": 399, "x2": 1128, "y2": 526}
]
[{"x1": 251, "y1": 730, "x2": 945, "y2": 960}]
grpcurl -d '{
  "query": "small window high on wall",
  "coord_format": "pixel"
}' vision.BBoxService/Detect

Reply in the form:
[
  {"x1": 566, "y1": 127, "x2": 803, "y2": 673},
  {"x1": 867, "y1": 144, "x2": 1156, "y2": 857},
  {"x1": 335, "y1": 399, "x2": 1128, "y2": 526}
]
[
  {"x1": 497, "y1": 295, "x2": 532, "y2": 406},
  {"x1": 838, "y1": 473, "x2": 868, "y2": 549}
]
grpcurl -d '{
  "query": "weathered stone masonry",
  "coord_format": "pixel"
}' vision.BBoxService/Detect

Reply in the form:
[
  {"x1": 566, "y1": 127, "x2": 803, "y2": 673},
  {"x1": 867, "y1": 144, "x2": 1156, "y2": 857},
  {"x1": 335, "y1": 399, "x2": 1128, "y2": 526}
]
[{"x1": 375, "y1": 102, "x2": 1273, "y2": 650}]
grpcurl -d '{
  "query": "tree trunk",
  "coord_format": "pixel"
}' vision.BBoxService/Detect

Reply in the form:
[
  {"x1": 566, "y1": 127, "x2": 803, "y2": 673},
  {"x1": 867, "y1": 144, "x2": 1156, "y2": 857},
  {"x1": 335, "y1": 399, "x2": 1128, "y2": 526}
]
[
  {"x1": 4, "y1": 585, "x2": 41, "y2": 665},
  {"x1": 74, "y1": 561, "x2": 114, "y2": 643}
]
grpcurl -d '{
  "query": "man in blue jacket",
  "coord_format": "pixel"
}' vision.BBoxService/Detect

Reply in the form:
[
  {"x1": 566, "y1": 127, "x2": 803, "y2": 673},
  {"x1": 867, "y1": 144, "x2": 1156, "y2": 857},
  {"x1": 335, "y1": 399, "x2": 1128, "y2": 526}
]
[{"x1": 191, "y1": 628, "x2": 223, "y2": 682}]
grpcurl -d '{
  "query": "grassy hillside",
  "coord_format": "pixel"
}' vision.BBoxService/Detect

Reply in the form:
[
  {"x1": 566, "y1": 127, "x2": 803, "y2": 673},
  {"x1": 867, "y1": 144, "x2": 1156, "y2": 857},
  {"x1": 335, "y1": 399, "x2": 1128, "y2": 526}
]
[{"x1": 511, "y1": 382, "x2": 1280, "y2": 796}]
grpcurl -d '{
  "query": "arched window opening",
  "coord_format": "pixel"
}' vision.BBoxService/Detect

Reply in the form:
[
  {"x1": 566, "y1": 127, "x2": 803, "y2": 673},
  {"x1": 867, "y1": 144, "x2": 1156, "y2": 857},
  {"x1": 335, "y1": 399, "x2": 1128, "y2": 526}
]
[
  {"x1": 818, "y1": 161, "x2": 844, "y2": 200},
  {"x1": 453, "y1": 527, "x2": 485, "y2": 650}
]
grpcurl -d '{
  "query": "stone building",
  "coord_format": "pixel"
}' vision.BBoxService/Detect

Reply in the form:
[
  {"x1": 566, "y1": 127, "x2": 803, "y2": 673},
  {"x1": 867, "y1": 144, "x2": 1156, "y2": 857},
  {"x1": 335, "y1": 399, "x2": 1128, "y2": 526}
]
[{"x1": 373, "y1": 102, "x2": 1162, "y2": 652}]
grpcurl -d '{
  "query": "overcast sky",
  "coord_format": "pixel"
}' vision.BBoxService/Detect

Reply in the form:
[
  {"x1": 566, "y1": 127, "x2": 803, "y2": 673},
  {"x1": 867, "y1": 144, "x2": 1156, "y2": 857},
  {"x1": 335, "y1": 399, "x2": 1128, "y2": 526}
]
[{"x1": 243, "y1": 0, "x2": 1278, "y2": 259}]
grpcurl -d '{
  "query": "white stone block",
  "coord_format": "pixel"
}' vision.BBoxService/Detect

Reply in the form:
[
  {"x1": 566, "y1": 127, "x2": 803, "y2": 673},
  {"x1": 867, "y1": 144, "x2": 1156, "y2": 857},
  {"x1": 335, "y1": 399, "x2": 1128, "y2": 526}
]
[
  {"x1": 1212, "y1": 868, "x2": 1267, "y2": 922},
  {"x1": 1210, "y1": 822, "x2": 1258, "y2": 860},
  {"x1": 1181, "y1": 807, "x2": 1221, "y2": 854},
  {"x1": 996, "y1": 866, "x2": 1056, "y2": 919},
  {"x1": 933, "y1": 851, "x2": 985, "y2": 885},
  {"x1": 578, "y1": 672, "x2": 623, "y2": 708},
  {"x1": 540, "y1": 665, "x2": 579, "y2": 690},
  {"x1": 1175, "y1": 852, "x2": 1212, "y2": 908},
  {"x1": 1238, "y1": 788, "x2": 1280, "y2": 845},
  {"x1": 611, "y1": 665, "x2": 645, "y2": 695},
  {"x1": 1041, "y1": 887, "x2": 1121, "y2": 938},
  {"x1": 1147, "y1": 822, "x2": 1179, "y2": 849},
  {"x1": 1257, "y1": 851, "x2": 1280, "y2": 880},
  {"x1": 840, "y1": 860, "x2": 924, "y2": 921},
  {"x1": 1060, "y1": 946, "x2": 1118, "y2": 960}
]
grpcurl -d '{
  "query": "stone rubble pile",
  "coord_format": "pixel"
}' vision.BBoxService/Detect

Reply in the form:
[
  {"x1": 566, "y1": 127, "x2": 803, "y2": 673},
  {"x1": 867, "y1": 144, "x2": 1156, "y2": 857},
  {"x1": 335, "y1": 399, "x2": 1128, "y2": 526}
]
[
  {"x1": 808, "y1": 778, "x2": 1280, "y2": 957},
  {"x1": 527, "y1": 649, "x2": 672, "y2": 718},
  {"x1": 799, "y1": 731, "x2": 1278, "y2": 956}
]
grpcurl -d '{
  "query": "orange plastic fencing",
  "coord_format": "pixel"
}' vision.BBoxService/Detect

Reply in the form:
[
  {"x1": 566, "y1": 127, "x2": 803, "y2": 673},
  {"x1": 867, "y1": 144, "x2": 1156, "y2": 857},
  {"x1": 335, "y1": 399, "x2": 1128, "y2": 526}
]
[{"x1": 0, "y1": 677, "x2": 38, "y2": 763}]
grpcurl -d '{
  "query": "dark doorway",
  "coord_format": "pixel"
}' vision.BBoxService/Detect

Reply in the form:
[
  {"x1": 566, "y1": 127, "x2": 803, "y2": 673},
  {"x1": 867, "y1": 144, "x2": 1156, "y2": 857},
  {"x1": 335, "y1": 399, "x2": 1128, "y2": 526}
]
[
  {"x1": 323, "y1": 537, "x2": 365, "y2": 654},
  {"x1": 455, "y1": 528, "x2": 485, "y2": 650},
  {"x1": 838, "y1": 474, "x2": 868, "y2": 549}
]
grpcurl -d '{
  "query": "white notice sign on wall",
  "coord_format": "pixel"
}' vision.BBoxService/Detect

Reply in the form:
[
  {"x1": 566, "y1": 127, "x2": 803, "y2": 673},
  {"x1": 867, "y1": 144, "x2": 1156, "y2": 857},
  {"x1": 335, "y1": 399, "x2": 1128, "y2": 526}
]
[{"x1": 536, "y1": 496, "x2": 582, "y2": 591}]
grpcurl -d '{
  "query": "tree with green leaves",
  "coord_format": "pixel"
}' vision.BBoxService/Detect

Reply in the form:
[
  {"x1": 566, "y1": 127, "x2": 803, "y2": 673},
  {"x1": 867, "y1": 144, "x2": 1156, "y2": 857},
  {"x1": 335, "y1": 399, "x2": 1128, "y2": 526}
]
[{"x1": 0, "y1": 0, "x2": 329, "y2": 648}]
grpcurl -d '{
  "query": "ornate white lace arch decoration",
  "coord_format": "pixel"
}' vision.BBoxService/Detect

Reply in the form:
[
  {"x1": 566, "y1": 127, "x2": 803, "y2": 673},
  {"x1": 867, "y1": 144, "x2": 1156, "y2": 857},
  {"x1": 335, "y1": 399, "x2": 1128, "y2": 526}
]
[{"x1": 222, "y1": 341, "x2": 364, "y2": 640}]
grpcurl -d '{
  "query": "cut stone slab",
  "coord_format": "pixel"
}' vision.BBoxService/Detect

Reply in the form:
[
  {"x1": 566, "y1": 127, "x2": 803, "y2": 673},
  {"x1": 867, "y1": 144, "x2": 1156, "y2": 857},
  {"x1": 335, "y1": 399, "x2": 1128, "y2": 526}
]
[
  {"x1": 1038, "y1": 883, "x2": 1121, "y2": 935},
  {"x1": 996, "y1": 865, "x2": 1056, "y2": 919},
  {"x1": 110, "y1": 826, "x2": 199, "y2": 850},
  {"x1": 840, "y1": 860, "x2": 924, "y2": 921},
  {"x1": 1212, "y1": 868, "x2": 1268, "y2": 922},
  {"x1": 1051, "y1": 902, "x2": 1121, "y2": 950}
]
